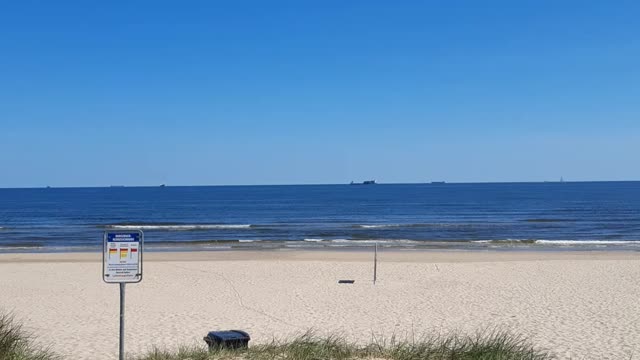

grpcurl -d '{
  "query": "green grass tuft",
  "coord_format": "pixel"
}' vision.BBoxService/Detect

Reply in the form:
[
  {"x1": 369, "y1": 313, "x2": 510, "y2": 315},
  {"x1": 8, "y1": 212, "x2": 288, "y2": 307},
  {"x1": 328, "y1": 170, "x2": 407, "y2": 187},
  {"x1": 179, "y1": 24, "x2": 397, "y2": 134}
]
[
  {"x1": 136, "y1": 330, "x2": 551, "y2": 360},
  {"x1": 0, "y1": 312, "x2": 59, "y2": 360},
  {"x1": 0, "y1": 310, "x2": 550, "y2": 360}
]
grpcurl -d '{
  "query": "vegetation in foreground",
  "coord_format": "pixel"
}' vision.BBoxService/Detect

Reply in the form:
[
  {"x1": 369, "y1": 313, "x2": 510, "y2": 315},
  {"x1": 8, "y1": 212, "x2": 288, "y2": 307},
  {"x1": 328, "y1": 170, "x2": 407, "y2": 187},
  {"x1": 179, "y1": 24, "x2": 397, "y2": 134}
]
[
  {"x1": 0, "y1": 312, "x2": 58, "y2": 360},
  {"x1": 0, "y1": 311, "x2": 550, "y2": 360},
  {"x1": 138, "y1": 331, "x2": 551, "y2": 360}
]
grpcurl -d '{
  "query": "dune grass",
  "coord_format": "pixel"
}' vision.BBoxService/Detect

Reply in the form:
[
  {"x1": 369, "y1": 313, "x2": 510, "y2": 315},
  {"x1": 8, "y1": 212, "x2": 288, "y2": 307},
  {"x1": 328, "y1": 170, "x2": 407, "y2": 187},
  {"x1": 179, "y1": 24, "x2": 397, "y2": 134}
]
[
  {"x1": 138, "y1": 331, "x2": 551, "y2": 360},
  {"x1": 0, "y1": 312, "x2": 58, "y2": 360},
  {"x1": 0, "y1": 311, "x2": 550, "y2": 360}
]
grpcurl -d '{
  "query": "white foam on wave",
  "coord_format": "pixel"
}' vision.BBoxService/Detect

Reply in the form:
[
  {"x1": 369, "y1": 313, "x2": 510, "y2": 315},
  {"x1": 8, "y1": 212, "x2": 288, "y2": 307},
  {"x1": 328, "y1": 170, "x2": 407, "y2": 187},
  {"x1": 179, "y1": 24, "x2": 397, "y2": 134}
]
[
  {"x1": 357, "y1": 223, "x2": 470, "y2": 229},
  {"x1": 200, "y1": 245, "x2": 233, "y2": 250},
  {"x1": 536, "y1": 240, "x2": 640, "y2": 245},
  {"x1": 0, "y1": 246, "x2": 44, "y2": 250},
  {"x1": 330, "y1": 239, "x2": 357, "y2": 243},
  {"x1": 472, "y1": 239, "x2": 640, "y2": 246},
  {"x1": 238, "y1": 239, "x2": 260, "y2": 243},
  {"x1": 303, "y1": 238, "x2": 325, "y2": 242},
  {"x1": 330, "y1": 239, "x2": 420, "y2": 245},
  {"x1": 108, "y1": 224, "x2": 252, "y2": 230},
  {"x1": 358, "y1": 224, "x2": 403, "y2": 229}
]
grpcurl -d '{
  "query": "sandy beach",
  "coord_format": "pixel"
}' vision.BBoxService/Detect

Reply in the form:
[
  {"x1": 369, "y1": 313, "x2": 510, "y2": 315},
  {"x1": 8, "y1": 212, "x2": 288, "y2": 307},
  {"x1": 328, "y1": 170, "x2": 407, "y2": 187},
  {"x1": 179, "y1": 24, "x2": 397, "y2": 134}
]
[{"x1": 1, "y1": 249, "x2": 639, "y2": 359}]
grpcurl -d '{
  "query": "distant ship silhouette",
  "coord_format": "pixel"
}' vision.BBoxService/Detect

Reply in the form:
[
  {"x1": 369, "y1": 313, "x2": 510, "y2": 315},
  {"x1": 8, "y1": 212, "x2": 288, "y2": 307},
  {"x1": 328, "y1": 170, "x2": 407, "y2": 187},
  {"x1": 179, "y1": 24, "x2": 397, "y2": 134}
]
[{"x1": 350, "y1": 180, "x2": 376, "y2": 185}]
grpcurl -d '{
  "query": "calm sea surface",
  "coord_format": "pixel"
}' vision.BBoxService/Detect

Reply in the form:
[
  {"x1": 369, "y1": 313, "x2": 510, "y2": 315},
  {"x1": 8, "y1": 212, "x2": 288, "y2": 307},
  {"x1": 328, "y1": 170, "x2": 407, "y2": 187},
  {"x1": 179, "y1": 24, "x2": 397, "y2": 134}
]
[{"x1": 1, "y1": 182, "x2": 639, "y2": 252}]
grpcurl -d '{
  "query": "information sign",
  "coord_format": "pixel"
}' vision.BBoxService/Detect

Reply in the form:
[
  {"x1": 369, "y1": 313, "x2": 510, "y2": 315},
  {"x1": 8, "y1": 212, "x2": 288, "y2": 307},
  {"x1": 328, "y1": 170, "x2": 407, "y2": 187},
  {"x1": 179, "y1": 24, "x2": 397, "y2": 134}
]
[{"x1": 103, "y1": 231, "x2": 143, "y2": 283}]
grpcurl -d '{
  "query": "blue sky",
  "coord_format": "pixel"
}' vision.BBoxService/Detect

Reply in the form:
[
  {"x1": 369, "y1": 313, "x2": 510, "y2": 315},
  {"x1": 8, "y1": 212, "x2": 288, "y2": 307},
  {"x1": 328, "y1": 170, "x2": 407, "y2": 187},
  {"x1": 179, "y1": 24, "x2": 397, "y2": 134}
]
[{"x1": 1, "y1": 1, "x2": 638, "y2": 187}]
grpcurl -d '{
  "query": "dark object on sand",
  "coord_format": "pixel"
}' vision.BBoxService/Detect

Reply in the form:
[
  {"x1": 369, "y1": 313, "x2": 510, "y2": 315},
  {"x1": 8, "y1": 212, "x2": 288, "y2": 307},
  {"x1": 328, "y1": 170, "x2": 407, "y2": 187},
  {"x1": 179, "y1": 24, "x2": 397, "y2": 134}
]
[
  {"x1": 338, "y1": 280, "x2": 355, "y2": 284},
  {"x1": 204, "y1": 330, "x2": 250, "y2": 350}
]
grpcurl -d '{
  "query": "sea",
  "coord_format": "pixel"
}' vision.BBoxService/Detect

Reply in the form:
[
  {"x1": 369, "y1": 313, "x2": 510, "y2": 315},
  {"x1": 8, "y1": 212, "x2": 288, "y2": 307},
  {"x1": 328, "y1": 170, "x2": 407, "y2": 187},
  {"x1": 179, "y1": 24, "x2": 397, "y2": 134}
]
[{"x1": 1, "y1": 182, "x2": 639, "y2": 252}]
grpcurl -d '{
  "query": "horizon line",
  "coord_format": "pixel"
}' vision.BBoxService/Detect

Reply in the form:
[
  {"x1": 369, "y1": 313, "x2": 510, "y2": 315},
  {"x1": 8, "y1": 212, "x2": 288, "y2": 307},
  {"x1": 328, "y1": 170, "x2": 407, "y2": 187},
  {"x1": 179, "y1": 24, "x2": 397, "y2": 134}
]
[{"x1": 1, "y1": 179, "x2": 639, "y2": 190}]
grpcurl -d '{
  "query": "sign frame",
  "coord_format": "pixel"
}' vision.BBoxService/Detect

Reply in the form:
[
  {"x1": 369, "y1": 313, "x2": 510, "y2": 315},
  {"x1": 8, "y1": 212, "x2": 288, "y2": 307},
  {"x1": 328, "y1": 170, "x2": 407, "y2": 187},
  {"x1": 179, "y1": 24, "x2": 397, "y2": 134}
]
[{"x1": 103, "y1": 230, "x2": 144, "y2": 284}]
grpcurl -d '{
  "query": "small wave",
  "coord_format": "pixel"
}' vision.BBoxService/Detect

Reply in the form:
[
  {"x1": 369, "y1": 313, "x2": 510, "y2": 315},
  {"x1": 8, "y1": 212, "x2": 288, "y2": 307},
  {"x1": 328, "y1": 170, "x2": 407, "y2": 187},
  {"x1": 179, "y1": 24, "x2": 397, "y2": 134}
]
[
  {"x1": 106, "y1": 224, "x2": 252, "y2": 231},
  {"x1": 0, "y1": 246, "x2": 45, "y2": 251},
  {"x1": 523, "y1": 218, "x2": 574, "y2": 223},
  {"x1": 0, "y1": 241, "x2": 45, "y2": 248},
  {"x1": 355, "y1": 223, "x2": 482, "y2": 229},
  {"x1": 356, "y1": 223, "x2": 435, "y2": 229},
  {"x1": 200, "y1": 245, "x2": 233, "y2": 250},
  {"x1": 358, "y1": 224, "x2": 402, "y2": 229},
  {"x1": 536, "y1": 240, "x2": 640, "y2": 245},
  {"x1": 329, "y1": 239, "x2": 389, "y2": 246},
  {"x1": 473, "y1": 239, "x2": 537, "y2": 244},
  {"x1": 147, "y1": 239, "x2": 258, "y2": 246},
  {"x1": 356, "y1": 224, "x2": 439, "y2": 229},
  {"x1": 330, "y1": 239, "x2": 420, "y2": 245},
  {"x1": 473, "y1": 239, "x2": 640, "y2": 246},
  {"x1": 303, "y1": 238, "x2": 325, "y2": 242}
]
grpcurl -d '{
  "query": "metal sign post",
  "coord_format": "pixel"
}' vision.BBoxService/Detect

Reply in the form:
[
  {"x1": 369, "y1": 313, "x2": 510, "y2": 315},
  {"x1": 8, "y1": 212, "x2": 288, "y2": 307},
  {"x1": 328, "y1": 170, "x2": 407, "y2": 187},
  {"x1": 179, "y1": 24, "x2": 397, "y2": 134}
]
[
  {"x1": 119, "y1": 283, "x2": 125, "y2": 360},
  {"x1": 373, "y1": 242, "x2": 378, "y2": 284},
  {"x1": 103, "y1": 230, "x2": 143, "y2": 360}
]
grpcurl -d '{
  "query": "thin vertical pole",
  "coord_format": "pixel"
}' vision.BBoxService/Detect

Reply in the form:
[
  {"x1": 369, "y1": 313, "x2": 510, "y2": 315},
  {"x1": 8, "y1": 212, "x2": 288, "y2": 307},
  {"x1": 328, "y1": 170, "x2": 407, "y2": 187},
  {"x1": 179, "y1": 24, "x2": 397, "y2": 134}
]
[
  {"x1": 373, "y1": 243, "x2": 378, "y2": 284},
  {"x1": 119, "y1": 283, "x2": 125, "y2": 360}
]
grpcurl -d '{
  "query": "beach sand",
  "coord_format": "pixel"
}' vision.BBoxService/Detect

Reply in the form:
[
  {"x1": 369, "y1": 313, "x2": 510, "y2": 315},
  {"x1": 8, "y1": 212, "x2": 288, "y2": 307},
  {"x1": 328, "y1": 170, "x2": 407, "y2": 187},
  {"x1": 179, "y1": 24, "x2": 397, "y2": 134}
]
[{"x1": 1, "y1": 250, "x2": 639, "y2": 359}]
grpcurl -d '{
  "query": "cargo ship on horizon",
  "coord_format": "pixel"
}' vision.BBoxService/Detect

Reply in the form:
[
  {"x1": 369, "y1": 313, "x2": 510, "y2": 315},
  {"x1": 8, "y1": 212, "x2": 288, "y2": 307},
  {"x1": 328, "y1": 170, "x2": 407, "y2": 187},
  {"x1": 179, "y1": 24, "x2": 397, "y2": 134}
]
[{"x1": 350, "y1": 180, "x2": 377, "y2": 185}]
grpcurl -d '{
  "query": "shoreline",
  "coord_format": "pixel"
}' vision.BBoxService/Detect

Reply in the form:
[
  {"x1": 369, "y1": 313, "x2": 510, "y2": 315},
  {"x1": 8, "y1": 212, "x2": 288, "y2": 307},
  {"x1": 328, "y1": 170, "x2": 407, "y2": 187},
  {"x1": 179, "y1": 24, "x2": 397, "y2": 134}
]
[
  {"x1": 2, "y1": 248, "x2": 640, "y2": 263},
  {"x1": 3, "y1": 238, "x2": 640, "y2": 255}
]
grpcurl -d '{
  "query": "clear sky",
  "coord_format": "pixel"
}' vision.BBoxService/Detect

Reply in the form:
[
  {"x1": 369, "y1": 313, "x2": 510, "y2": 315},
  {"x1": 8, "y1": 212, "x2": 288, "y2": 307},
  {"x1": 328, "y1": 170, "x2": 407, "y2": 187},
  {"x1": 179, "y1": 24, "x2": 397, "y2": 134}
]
[{"x1": 1, "y1": 1, "x2": 638, "y2": 187}]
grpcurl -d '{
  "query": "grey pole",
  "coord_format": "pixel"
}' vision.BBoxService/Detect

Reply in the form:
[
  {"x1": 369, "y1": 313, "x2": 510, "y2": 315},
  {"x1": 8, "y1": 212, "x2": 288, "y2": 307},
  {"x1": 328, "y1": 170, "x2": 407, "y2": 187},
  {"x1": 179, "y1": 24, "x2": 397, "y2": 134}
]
[
  {"x1": 119, "y1": 283, "x2": 125, "y2": 360},
  {"x1": 373, "y1": 243, "x2": 378, "y2": 284}
]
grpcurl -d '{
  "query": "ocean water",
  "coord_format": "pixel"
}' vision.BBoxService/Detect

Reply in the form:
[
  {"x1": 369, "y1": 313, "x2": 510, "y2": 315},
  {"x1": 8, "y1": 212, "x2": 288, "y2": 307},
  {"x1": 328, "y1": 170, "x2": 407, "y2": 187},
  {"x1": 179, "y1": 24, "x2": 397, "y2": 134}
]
[{"x1": 0, "y1": 182, "x2": 639, "y2": 252}]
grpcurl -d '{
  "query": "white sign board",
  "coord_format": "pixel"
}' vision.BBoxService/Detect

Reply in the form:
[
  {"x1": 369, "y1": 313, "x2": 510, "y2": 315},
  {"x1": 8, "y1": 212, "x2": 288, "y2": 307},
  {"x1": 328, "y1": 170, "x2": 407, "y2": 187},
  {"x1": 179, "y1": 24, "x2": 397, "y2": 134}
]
[{"x1": 103, "y1": 231, "x2": 143, "y2": 283}]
